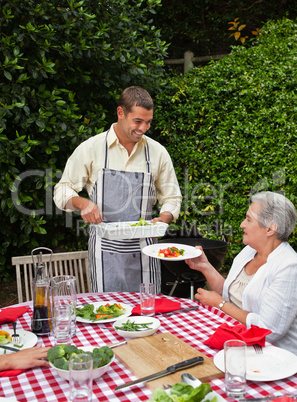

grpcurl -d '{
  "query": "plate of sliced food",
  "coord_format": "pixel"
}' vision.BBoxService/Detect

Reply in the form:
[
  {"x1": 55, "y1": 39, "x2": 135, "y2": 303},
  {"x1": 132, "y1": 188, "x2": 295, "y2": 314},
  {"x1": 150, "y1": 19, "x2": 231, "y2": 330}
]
[
  {"x1": 142, "y1": 243, "x2": 202, "y2": 261},
  {"x1": 76, "y1": 301, "x2": 133, "y2": 324}
]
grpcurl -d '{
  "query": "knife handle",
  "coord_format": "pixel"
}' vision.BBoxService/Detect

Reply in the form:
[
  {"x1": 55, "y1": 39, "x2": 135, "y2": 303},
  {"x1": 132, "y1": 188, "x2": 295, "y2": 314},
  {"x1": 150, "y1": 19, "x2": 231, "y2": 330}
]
[
  {"x1": 0, "y1": 345, "x2": 20, "y2": 352},
  {"x1": 167, "y1": 356, "x2": 204, "y2": 373}
]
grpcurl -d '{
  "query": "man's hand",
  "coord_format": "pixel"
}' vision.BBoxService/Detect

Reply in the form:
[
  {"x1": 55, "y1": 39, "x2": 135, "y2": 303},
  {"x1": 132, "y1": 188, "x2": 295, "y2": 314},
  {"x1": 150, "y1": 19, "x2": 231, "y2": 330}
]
[
  {"x1": 81, "y1": 200, "x2": 103, "y2": 224},
  {"x1": 66, "y1": 197, "x2": 103, "y2": 224},
  {"x1": 151, "y1": 211, "x2": 173, "y2": 224}
]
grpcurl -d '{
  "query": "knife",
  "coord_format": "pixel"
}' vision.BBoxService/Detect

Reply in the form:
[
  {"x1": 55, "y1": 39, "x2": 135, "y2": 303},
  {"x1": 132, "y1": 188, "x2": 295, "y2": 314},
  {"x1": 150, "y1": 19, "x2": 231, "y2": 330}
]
[
  {"x1": 0, "y1": 344, "x2": 22, "y2": 352},
  {"x1": 158, "y1": 306, "x2": 200, "y2": 316},
  {"x1": 114, "y1": 355, "x2": 204, "y2": 391}
]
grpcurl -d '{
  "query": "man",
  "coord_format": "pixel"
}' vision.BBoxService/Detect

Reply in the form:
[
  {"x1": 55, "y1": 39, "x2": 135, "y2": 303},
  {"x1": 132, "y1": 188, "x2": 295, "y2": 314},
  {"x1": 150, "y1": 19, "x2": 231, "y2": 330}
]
[{"x1": 54, "y1": 86, "x2": 182, "y2": 293}]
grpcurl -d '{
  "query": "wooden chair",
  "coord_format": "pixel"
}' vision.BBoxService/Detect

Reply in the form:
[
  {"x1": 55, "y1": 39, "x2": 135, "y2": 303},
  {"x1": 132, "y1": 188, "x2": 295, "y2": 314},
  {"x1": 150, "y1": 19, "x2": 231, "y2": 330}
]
[{"x1": 12, "y1": 250, "x2": 90, "y2": 303}]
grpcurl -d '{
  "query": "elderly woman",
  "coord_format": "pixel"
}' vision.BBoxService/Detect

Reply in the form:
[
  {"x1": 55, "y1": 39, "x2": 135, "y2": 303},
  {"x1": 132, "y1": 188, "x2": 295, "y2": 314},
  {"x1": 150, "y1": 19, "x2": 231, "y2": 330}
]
[{"x1": 186, "y1": 191, "x2": 297, "y2": 354}]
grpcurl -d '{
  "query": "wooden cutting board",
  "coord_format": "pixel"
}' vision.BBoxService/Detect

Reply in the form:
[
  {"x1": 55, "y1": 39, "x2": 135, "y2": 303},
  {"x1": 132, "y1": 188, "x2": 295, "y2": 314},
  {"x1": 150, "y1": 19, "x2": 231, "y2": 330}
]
[{"x1": 114, "y1": 332, "x2": 223, "y2": 391}]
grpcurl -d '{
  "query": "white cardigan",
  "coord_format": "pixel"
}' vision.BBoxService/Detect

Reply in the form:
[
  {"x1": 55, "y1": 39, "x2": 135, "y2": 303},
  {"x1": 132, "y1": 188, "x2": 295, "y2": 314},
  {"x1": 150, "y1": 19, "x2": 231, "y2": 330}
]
[{"x1": 222, "y1": 242, "x2": 297, "y2": 355}]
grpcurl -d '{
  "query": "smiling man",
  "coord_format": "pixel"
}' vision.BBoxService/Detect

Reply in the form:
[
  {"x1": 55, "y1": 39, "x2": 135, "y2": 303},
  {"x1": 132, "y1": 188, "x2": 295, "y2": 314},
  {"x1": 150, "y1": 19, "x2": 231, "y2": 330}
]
[{"x1": 54, "y1": 86, "x2": 182, "y2": 293}]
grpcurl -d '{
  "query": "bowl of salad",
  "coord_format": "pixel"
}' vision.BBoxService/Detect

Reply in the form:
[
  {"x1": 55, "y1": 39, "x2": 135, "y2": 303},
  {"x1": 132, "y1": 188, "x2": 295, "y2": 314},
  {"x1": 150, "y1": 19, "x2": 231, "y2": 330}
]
[{"x1": 113, "y1": 316, "x2": 160, "y2": 339}]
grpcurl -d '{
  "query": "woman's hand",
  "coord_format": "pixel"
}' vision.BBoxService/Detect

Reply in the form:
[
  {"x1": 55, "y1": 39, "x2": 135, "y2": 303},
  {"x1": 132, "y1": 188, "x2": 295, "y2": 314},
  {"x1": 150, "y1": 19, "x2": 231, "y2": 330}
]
[
  {"x1": 185, "y1": 246, "x2": 211, "y2": 274},
  {"x1": 0, "y1": 346, "x2": 51, "y2": 371},
  {"x1": 194, "y1": 288, "x2": 222, "y2": 308}
]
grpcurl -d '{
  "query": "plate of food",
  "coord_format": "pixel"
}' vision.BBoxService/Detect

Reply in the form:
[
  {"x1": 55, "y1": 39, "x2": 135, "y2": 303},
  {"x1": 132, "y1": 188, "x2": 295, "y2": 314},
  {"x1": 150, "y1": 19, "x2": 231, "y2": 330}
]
[
  {"x1": 95, "y1": 218, "x2": 168, "y2": 240},
  {"x1": 76, "y1": 301, "x2": 133, "y2": 324},
  {"x1": 0, "y1": 329, "x2": 37, "y2": 354},
  {"x1": 142, "y1": 243, "x2": 202, "y2": 261}
]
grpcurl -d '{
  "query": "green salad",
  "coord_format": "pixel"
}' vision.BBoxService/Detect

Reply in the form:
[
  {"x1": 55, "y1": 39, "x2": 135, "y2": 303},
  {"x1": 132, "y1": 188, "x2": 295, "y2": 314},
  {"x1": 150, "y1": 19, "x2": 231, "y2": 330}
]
[
  {"x1": 130, "y1": 218, "x2": 152, "y2": 226},
  {"x1": 148, "y1": 382, "x2": 217, "y2": 402},
  {"x1": 76, "y1": 302, "x2": 126, "y2": 321}
]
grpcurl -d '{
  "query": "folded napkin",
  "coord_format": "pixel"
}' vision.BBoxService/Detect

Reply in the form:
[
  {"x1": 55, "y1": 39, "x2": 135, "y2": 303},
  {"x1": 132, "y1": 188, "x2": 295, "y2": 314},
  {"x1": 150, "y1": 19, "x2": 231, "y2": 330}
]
[
  {"x1": 132, "y1": 299, "x2": 181, "y2": 315},
  {"x1": 0, "y1": 369, "x2": 27, "y2": 377},
  {"x1": 0, "y1": 306, "x2": 30, "y2": 324},
  {"x1": 203, "y1": 323, "x2": 272, "y2": 349}
]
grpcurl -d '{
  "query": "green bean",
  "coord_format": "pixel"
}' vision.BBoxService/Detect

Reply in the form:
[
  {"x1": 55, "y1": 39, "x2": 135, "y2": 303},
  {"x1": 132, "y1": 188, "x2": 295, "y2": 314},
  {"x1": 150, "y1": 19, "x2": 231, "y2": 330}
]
[{"x1": 115, "y1": 319, "x2": 153, "y2": 331}]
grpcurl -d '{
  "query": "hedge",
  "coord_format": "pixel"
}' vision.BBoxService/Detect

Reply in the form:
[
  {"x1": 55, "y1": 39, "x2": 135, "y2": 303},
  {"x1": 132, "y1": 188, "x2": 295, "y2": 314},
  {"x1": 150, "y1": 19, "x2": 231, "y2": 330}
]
[{"x1": 153, "y1": 18, "x2": 297, "y2": 265}]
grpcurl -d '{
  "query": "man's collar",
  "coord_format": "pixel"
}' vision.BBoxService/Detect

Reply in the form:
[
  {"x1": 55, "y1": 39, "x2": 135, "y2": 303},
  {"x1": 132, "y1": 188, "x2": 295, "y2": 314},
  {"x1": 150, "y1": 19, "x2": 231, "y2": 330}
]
[{"x1": 107, "y1": 124, "x2": 147, "y2": 148}]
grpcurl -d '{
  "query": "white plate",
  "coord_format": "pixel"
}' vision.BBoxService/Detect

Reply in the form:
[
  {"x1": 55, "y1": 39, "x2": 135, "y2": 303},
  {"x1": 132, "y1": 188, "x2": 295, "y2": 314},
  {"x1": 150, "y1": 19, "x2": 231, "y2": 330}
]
[
  {"x1": 113, "y1": 316, "x2": 160, "y2": 339},
  {"x1": 213, "y1": 345, "x2": 297, "y2": 381},
  {"x1": 0, "y1": 329, "x2": 37, "y2": 355},
  {"x1": 95, "y1": 221, "x2": 168, "y2": 240},
  {"x1": 142, "y1": 243, "x2": 202, "y2": 261},
  {"x1": 76, "y1": 301, "x2": 133, "y2": 324}
]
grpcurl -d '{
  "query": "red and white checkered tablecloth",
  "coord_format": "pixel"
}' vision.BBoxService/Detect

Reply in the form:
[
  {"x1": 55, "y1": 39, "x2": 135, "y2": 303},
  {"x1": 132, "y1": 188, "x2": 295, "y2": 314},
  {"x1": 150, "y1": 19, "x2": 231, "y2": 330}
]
[{"x1": 1, "y1": 292, "x2": 297, "y2": 401}]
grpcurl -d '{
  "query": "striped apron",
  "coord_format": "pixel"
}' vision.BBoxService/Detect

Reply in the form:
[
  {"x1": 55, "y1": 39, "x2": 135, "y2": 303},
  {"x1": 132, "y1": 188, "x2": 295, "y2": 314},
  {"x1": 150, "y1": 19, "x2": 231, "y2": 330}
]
[{"x1": 88, "y1": 132, "x2": 161, "y2": 293}]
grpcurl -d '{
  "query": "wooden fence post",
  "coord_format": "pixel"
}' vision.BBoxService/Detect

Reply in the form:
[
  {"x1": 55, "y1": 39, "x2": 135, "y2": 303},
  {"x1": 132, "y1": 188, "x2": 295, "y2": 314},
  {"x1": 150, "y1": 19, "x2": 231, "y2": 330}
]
[{"x1": 184, "y1": 51, "x2": 194, "y2": 73}]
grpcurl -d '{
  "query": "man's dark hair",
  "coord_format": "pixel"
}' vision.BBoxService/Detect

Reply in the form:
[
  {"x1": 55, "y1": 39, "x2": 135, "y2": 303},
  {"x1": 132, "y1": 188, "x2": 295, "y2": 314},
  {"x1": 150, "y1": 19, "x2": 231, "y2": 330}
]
[{"x1": 118, "y1": 86, "x2": 154, "y2": 115}]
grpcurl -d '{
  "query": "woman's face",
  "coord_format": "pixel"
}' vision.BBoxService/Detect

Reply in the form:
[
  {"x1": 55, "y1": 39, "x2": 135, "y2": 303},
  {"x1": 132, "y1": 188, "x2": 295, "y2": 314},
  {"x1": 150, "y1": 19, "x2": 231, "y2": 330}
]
[{"x1": 240, "y1": 202, "x2": 268, "y2": 248}]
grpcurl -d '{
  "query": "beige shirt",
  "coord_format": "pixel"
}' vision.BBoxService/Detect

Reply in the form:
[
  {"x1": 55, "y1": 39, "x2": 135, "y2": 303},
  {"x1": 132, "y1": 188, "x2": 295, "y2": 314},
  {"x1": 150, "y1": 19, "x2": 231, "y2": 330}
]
[
  {"x1": 54, "y1": 124, "x2": 182, "y2": 220},
  {"x1": 229, "y1": 267, "x2": 255, "y2": 309}
]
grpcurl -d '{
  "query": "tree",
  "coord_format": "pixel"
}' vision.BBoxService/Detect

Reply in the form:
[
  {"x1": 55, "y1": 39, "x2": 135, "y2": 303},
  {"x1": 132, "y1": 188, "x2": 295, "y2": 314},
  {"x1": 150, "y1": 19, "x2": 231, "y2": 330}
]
[{"x1": 0, "y1": 0, "x2": 167, "y2": 277}]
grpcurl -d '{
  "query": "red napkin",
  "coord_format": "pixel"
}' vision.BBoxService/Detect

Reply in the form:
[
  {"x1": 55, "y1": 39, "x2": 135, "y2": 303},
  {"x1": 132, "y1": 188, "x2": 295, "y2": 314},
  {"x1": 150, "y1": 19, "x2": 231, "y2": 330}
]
[
  {"x1": 0, "y1": 306, "x2": 29, "y2": 324},
  {"x1": 203, "y1": 323, "x2": 272, "y2": 349},
  {"x1": 132, "y1": 299, "x2": 181, "y2": 315},
  {"x1": 0, "y1": 369, "x2": 27, "y2": 377}
]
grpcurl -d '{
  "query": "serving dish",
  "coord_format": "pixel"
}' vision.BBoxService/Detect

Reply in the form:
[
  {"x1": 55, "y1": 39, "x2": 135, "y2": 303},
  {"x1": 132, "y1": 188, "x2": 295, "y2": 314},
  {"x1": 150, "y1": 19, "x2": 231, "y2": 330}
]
[
  {"x1": 49, "y1": 346, "x2": 115, "y2": 381},
  {"x1": 113, "y1": 316, "x2": 160, "y2": 339},
  {"x1": 95, "y1": 221, "x2": 168, "y2": 240},
  {"x1": 76, "y1": 301, "x2": 133, "y2": 324}
]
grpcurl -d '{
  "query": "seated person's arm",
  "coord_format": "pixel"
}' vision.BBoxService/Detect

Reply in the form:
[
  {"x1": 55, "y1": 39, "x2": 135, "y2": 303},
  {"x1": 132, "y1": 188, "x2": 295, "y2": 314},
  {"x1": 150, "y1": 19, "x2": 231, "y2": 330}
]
[{"x1": 0, "y1": 346, "x2": 50, "y2": 371}]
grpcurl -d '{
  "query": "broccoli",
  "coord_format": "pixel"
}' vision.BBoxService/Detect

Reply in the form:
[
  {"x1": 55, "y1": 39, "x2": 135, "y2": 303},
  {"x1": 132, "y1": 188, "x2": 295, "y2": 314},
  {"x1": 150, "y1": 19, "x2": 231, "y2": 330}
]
[
  {"x1": 92, "y1": 346, "x2": 114, "y2": 368},
  {"x1": 63, "y1": 344, "x2": 79, "y2": 358},
  {"x1": 47, "y1": 345, "x2": 66, "y2": 363},
  {"x1": 53, "y1": 357, "x2": 69, "y2": 370},
  {"x1": 97, "y1": 346, "x2": 114, "y2": 359}
]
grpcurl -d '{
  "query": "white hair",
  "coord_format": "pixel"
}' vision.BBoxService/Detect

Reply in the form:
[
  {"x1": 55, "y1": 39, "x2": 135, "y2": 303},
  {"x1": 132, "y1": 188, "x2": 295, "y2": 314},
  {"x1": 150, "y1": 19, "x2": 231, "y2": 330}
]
[{"x1": 251, "y1": 191, "x2": 296, "y2": 241}]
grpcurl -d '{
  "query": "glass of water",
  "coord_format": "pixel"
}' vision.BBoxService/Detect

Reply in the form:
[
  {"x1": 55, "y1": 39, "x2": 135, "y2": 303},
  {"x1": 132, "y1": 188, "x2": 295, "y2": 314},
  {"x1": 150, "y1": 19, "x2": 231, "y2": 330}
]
[
  {"x1": 140, "y1": 283, "x2": 155, "y2": 316},
  {"x1": 224, "y1": 339, "x2": 247, "y2": 399},
  {"x1": 69, "y1": 353, "x2": 93, "y2": 402}
]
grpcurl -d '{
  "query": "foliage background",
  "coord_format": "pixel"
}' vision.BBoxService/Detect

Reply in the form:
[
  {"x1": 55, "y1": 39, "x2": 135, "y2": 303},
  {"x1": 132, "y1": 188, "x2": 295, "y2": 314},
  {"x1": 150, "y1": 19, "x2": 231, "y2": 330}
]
[
  {"x1": 0, "y1": 0, "x2": 167, "y2": 278},
  {"x1": 153, "y1": 18, "x2": 297, "y2": 259}
]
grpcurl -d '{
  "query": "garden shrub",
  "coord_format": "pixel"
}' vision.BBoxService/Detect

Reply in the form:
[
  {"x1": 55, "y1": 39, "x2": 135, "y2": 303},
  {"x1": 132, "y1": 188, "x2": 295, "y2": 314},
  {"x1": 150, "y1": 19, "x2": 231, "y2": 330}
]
[
  {"x1": 0, "y1": 0, "x2": 167, "y2": 278},
  {"x1": 153, "y1": 18, "x2": 297, "y2": 266}
]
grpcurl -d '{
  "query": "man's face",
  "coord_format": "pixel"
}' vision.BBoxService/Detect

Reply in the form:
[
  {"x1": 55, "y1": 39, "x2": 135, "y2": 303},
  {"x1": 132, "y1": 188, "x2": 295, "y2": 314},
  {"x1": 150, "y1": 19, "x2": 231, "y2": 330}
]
[{"x1": 117, "y1": 105, "x2": 153, "y2": 144}]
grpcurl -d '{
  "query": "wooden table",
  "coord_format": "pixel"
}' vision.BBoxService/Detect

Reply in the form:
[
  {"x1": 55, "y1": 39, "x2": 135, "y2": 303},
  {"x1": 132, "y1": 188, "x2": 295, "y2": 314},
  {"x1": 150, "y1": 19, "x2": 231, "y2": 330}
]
[{"x1": 0, "y1": 292, "x2": 297, "y2": 401}]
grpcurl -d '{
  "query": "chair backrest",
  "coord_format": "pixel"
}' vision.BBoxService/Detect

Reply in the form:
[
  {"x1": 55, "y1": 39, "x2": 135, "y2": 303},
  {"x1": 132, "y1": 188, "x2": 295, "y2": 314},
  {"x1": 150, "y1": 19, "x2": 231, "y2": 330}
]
[{"x1": 12, "y1": 250, "x2": 90, "y2": 303}]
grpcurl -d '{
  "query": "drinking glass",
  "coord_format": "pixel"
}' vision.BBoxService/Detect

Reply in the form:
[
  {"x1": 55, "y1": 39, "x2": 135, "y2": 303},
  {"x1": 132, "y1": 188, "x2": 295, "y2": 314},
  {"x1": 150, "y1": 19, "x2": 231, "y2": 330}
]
[
  {"x1": 69, "y1": 354, "x2": 93, "y2": 402},
  {"x1": 224, "y1": 340, "x2": 247, "y2": 399},
  {"x1": 53, "y1": 304, "x2": 71, "y2": 345},
  {"x1": 52, "y1": 275, "x2": 77, "y2": 338},
  {"x1": 140, "y1": 283, "x2": 155, "y2": 316}
]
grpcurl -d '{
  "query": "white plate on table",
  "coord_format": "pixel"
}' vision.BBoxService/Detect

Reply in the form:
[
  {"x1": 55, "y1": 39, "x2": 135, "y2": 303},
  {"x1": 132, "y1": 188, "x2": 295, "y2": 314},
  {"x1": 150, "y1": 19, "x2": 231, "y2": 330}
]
[
  {"x1": 142, "y1": 243, "x2": 202, "y2": 261},
  {"x1": 213, "y1": 345, "x2": 297, "y2": 381},
  {"x1": 76, "y1": 301, "x2": 133, "y2": 324},
  {"x1": 0, "y1": 329, "x2": 37, "y2": 355},
  {"x1": 95, "y1": 221, "x2": 168, "y2": 240}
]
